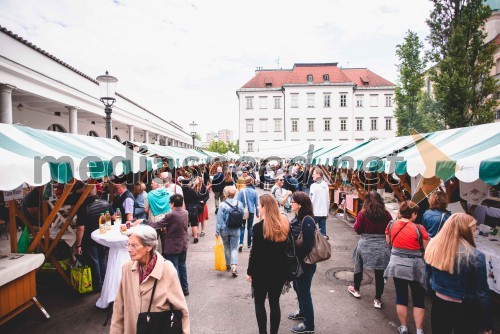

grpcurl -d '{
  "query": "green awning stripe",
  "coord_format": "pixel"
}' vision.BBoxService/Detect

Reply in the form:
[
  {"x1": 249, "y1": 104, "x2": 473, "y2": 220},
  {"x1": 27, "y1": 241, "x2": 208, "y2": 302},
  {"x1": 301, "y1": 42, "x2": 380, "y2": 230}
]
[
  {"x1": 395, "y1": 161, "x2": 407, "y2": 175},
  {"x1": 0, "y1": 132, "x2": 44, "y2": 158},
  {"x1": 448, "y1": 133, "x2": 500, "y2": 160},
  {"x1": 436, "y1": 160, "x2": 457, "y2": 181},
  {"x1": 479, "y1": 156, "x2": 500, "y2": 185}
]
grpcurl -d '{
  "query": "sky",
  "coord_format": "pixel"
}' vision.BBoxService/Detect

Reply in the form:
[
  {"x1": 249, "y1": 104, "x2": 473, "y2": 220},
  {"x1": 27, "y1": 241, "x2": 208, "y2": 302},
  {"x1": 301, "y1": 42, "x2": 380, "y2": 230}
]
[{"x1": 0, "y1": 0, "x2": 434, "y2": 140}]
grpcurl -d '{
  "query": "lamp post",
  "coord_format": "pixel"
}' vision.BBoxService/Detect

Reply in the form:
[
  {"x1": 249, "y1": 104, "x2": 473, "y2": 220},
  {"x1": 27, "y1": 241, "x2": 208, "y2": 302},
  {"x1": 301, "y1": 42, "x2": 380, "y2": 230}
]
[
  {"x1": 214, "y1": 134, "x2": 219, "y2": 153},
  {"x1": 96, "y1": 71, "x2": 118, "y2": 139},
  {"x1": 189, "y1": 121, "x2": 198, "y2": 149}
]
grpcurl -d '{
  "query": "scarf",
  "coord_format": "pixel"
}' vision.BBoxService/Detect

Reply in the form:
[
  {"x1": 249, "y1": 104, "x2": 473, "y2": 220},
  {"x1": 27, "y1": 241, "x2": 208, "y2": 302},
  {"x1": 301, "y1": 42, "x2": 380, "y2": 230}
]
[
  {"x1": 139, "y1": 253, "x2": 157, "y2": 284},
  {"x1": 147, "y1": 188, "x2": 170, "y2": 216}
]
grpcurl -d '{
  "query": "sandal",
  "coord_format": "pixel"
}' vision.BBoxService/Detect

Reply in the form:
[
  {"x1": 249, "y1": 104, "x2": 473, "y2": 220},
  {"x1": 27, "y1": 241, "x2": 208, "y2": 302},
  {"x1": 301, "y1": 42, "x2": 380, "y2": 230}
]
[{"x1": 348, "y1": 286, "x2": 361, "y2": 298}]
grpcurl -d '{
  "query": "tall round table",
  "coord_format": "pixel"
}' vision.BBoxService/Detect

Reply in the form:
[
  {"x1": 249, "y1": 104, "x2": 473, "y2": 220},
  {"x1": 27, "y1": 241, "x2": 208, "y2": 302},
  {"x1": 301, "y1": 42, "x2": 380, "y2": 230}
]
[{"x1": 91, "y1": 227, "x2": 129, "y2": 309}]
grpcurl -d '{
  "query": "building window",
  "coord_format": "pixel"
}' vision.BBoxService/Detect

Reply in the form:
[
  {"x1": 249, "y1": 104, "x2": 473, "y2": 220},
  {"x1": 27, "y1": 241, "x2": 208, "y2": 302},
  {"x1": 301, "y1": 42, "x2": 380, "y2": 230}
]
[
  {"x1": 371, "y1": 119, "x2": 377, "y2": 130},
  {"x1": 385, "y1": 118, "x2": 392, "y2": 130},
  {"x1": 340, "y1": 119, "x2": 347, "y2": 131},
  {"x1": 291, "y1": 94, "x2": 299, "y2": 108},
  {"x1": 496, "y1": 110, "x2": 500, "y2": 119},
  {"x1": 385, "y1": 95, "x2": 392, "y2": 107},
  {"x1": 307, "y1": 74, "x2": 313, "y2": 82},
  {"x1": 324, "y1": 119, "x2": 331, "y2": 131},
  {"x1": 370, "y1": 95, "x2": 378, "y2": 107},
  {"x1": 87, "y1": 130, "x2": 99, "y2": 137},
  {"x1": 274, "y1": 97, "x2": 281, "y2": 109},
  {"x1": 307, "y1": 93, "x2": 315, "y2": 108},
  {"x1": 246, "y1": 97, "x2": 253, "y2": 109},
  {"x1": 260, "y1": 96, "x2": 267, "y2": 109},
  {"x1": 323, "y1": 74, "x2": 329, "y2": 82},
  {"x1": 260, "y1": 119, "x2": 268, "y2": 132},
  {"x1": 356, "y1": 95, "x2": 364, "y2": 107},
  {"x1": 324, "y1": 94, "x2": 331, "y2": 107},
  {"x1": 113, "y1": 135, "x2": 121, "y2": 142},
  {"x1": 291, "y1": 120, "x2": 298, "y2": 132},
  {"x1": 274, "y1": 119, "x2": 282, "y2": 132},
  {"x1": 308, "y1": 120, "x2": 315, "y2": 132},
  {"x1": 246, "y1": 120, "x2": 254, "y2": 132},
  {"x1": 340, "y1": 94, "x2": 347, "y2": 107},
  {"x1": 247, "y1": 142, "x2": 253, "y2": 152},
  {"x1": 356, "y1": 119, "x2": 363, "y2": 131},
  {"x1": 47, "y1": 124, "x2": 67, "y2": 133}
]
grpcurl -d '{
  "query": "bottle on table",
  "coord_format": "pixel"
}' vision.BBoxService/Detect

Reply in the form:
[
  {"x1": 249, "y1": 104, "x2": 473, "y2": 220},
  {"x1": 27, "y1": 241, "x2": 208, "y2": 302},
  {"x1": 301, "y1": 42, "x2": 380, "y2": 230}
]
[
  {"x1": 105, "y1": 210, "x2": 112, "y2": 231},
  {"x1": 99, "y1": 213, "x2": 106, "y2": 234},
  {"x1": 115, "y1": 208, "x2": 122, "y2": 227}
]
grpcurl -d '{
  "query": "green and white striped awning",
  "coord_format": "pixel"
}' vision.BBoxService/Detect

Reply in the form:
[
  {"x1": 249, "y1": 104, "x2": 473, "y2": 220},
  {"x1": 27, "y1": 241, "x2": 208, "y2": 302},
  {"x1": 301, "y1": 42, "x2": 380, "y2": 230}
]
[
  {"x1": 129, "y1": 141, "x2": 208, "y2": 166},
  {"x1": 0, "y1": 124, "x2": 157, "y2": 190}
]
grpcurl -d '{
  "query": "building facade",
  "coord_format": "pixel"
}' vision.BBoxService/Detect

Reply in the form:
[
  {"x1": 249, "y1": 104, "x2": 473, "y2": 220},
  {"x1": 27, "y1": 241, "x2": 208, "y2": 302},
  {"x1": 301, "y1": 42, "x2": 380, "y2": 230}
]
[
  {"x1": 236, "y1": 63, "x2": 396, "y2": 154},
  {"x1": 217, "y1": 129, "x2": 233, "y2": 143}
]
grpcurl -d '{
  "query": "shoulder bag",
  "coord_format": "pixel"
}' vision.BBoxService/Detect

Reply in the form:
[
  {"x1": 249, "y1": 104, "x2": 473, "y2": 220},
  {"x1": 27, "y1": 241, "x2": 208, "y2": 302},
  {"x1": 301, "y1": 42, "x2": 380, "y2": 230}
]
[
  {"x1": 242, "y1": 189, "x2": 250, "y2": 220},
  {"x1": 136, "y1": 278, "x2": 183, "y2": 334},
  {"x1": 296, "y1": 215, "x2": 332, "y2": 264}
]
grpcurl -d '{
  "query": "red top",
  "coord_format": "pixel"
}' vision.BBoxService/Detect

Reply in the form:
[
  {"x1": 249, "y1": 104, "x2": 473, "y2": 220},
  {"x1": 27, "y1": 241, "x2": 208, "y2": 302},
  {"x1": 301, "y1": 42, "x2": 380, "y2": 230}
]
[
  {"x1": 353, "y1": 209, "x2": 393, "y2": 235},
  {"x1": 385, "y1": 220, "x2": 429, "y2": 251}
]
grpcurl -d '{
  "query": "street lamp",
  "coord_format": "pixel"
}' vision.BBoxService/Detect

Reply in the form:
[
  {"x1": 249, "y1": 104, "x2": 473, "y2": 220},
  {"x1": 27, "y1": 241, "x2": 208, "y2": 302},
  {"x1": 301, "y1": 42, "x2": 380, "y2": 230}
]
[
  {"x1": 189, "y1": 121, "x2": 198, "y2": 148},
  {"x1": 96, "y1": 71, "x2": 118, "y2": 139},
  {"x1": 214, "y1": 134, "x2": 219, "y2": 152}
]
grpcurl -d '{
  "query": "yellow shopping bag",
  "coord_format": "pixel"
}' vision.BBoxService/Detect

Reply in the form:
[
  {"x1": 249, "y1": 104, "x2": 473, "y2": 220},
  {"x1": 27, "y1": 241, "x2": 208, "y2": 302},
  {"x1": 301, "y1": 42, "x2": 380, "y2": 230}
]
[
  {"x1": 71, "y1": 262, "x2": 93, "y2": 294},
  {"x1": 214, "y1": 236, "x2": 227, "y2": 271}
]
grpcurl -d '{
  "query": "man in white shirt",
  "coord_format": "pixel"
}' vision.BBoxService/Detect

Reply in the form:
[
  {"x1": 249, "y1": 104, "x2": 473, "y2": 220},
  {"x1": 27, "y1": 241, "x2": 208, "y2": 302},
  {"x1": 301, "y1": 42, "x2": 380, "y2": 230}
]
[
  {"x1": 271, "y1": 174, "x2": 292, "y2": 213},
  {"x1": 309, "y1": 167, "x2": 330, "y2": 239}
]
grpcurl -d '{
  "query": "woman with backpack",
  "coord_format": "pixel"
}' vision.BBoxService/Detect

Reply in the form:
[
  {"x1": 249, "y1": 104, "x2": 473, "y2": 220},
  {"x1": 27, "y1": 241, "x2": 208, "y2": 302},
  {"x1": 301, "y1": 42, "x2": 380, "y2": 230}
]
[
  {"x1": 247, "y1": 194, "x2": 290, "y2": 334},
  {"x1": 384, "y1": 201, "x2": 429, "y2": 334},
  {"x1": 215, "y1": 185, "x2": 244, "y2": 277}
]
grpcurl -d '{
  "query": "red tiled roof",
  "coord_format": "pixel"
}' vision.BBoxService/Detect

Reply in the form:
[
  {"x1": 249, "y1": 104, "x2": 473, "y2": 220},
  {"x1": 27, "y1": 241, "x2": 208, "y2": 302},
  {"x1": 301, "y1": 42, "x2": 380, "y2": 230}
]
[{"x1": 241, "y1": 63, "x2": 394, "y2": 88}]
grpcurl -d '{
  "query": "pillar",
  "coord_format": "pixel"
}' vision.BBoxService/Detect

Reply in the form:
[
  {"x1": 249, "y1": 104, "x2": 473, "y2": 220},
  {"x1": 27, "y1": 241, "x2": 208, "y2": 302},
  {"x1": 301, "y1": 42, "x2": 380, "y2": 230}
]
[
  {"x1": 66, "y1": 106, "x2": 79, "y2": 134},
  {"x1": 144, "y1": 130, "x2": 149, "y2": 143},
  {"x1": 0, "y1": 84, "x2": 16, "y2": 124},
  {"x1": 128, "y1": 125, "x2": 135, "y2": 142}
]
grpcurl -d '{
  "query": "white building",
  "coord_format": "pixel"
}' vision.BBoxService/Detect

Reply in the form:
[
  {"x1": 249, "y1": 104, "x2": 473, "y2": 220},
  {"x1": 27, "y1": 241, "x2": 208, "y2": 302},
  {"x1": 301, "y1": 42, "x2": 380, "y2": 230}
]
[
  {"x1": 236, "y1": 63, "x2": 396, "y2": 154},
  {"x1": 0, "y1": 26, "x2": 196, "y2": 147}
]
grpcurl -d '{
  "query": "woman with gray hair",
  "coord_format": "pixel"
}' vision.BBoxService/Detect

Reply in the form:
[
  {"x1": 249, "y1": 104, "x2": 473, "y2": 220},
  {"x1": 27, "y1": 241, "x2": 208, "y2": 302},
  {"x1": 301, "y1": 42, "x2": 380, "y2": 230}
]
[{"x1": 110, "y1": 224, "x2": 190, "y2": 333}]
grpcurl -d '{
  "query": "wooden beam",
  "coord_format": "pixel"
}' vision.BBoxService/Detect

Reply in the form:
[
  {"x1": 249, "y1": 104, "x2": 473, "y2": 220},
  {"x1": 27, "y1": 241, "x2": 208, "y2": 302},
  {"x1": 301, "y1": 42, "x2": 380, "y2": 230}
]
[{"x1": 8, "y1": 201, "x2": 17, "y2": 253}]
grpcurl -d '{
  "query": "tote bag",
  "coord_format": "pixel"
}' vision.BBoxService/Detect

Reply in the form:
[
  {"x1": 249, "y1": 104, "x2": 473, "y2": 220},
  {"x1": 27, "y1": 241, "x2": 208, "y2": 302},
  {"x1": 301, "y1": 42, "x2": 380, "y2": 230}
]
[{"x1": 296, "y1": 216, "x2": 332, "y2": 264}]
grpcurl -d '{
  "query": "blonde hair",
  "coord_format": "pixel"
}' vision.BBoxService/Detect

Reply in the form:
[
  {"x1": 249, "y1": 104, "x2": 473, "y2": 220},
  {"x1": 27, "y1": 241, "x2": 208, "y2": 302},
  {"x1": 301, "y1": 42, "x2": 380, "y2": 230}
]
[
  {"x1": 259, "y1": 194, "x2": 290, "y2": 242},
  {"x1": 424, "y1": 213, "x2": 477, "y2": 274},
  {"x1": 133, "y1": 182, "x2": 146, "y2": 196},
  {"x1": 223, "y1": 185, "x2": 237, "y2": 198}
]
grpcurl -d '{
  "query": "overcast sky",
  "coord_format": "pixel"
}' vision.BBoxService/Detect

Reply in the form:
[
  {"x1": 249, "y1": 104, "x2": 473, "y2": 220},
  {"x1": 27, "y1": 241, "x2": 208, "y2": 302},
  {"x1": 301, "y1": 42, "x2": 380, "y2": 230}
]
[{"x1": 0, "y1": 0, "x2": 434, "y2": 139}]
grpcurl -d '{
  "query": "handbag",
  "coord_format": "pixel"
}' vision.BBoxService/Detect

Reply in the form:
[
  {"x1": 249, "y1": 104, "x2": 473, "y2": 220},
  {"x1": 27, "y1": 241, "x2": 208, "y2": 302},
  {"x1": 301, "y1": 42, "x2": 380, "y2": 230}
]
[
  {"x1": 137, "y1": 279, "x2": 183, "y2": 334},
  {"x1": 70, "y1": 261, "x2": 93, "y2": 294},
  {"x1": 242, "y1": 189, "x2": 249, "y2": 220},
  {"x1": 285, "y1": 231, "x2": 303, "y2": 280},
  {"x1": 296, "y1": 215, "x2": 332, "y2": 264},
  {"x1": 214, "y1": 236, "x2": 227, "y2": 271}
]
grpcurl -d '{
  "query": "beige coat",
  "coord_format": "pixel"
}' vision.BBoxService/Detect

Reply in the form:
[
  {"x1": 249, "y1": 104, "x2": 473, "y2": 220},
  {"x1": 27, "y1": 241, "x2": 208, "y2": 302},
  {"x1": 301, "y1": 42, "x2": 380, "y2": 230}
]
[{"x1": 110, "y1": 251, "x2": 190, "y2": 334}]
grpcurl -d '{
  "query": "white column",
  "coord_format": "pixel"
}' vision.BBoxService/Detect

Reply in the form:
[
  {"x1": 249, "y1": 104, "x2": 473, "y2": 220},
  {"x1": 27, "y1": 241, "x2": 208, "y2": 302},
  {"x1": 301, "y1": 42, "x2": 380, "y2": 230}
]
[
  {"x1": 0, "y1": 84, "x2": 16, "y2": 124},
  {"x1": 144, "y1": 130, "x2": 149, "y2": 143},
  {"x1": 155, "y1": 134, "x2": 160, "y2": 144},
  {"x1": 66, "y1": 106, "x2": 79, "y2": 134},
  {"x1": 128, "y1": 125, "x2": 135, "y2": 141}
]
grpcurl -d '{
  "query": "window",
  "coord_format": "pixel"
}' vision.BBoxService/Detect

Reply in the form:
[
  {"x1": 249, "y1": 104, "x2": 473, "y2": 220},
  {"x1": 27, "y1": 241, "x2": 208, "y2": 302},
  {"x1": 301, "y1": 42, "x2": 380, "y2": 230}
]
[
  {"x1": 260, "y1": 119, "x2": 268, "y2": 132},
  {"x1": 291, "y1": 120, "x2": 298, "y2": 132},
  {"x1": 385, "y1": 118, "x2": 392, "y2": 130},
  {"x1": 260, "y1": 96, "x2": 267, "y2": 109},
  {"x1": 246, "y1": 97, "x2": 253, "y2": 109},
  {"x1": 356, "y1": 95, "x2": 364, "y2": 107},
  {"x1": 340, "y1": 94, "x2": 347, "y2": 107},
  {"x1": 324, "y1": 94, "x2": 331, "y2": 107},
  {"x1": 496, "y1": 110, "x2": 500, "y2": 120},
  {"x1": 307, "y1": 74, "x2": 313, "y2": 82},
  {"x1": 47, "y1": 124, "x2": 67, "y2": 133},
  {"x1": 323, "y1": 74, "x2": 329, "y2": 82},
  {"x1": 370, "y1": 95, "x2": 378, "y2": 107},
  {"x1": 247, "y1": 142, "x2": 253, "y2": 152},
  {"x1": 385, "y1": 95, "x2": 392, "y2": 107},
  {"x1": 274, "y1": 97, "x2": 281, "y2": 109},
  {"x1": 308, "y1": 120, "x2": 315, "y2": 132},
  {"x1": 371, "y1": 118, "x2": 377, "y2": 130},
  {"x1": 356, "y1": 119, "x2": 363, "y2": 131},
  {"x1": 324, "y1": 119, "x2": 331, "y2": 131},
  {"x1": 246, "y1": 120, "x2": 254, "y2": 132},
  {"x1": 291, "y1": 94, "x2": 299, "y2": 108},
  {"x1": 87, "y1": 130, "x2": 99, "y2": 137},
  {"x1": 340, "y1": 119, "x2": 347, "y2": 131},
  {"x1": 307, "y1": 93, "x2": 315, "y2": 108},
  {"x1": 274, "y1": 119, "x2": 282, "y2": 132}
]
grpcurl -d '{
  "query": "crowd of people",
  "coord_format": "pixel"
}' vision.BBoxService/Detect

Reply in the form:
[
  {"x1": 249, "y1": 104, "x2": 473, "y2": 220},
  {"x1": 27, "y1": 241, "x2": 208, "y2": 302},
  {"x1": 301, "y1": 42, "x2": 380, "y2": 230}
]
[{"x1": 13, "y1": 159, "x2": 495, "y2": 334}]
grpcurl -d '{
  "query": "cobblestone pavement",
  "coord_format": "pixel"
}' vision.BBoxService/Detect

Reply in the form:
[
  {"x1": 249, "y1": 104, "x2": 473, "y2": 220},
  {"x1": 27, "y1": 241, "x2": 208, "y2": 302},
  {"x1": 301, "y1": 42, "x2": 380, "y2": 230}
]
[{"x1": 2, "y1": 188, "x2": 499, "y2": 333}]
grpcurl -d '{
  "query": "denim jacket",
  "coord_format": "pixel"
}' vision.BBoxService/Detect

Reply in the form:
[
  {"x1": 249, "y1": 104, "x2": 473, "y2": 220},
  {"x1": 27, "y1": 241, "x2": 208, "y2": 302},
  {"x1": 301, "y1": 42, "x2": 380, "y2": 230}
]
[
  {"x1": 422, "y1": 209, "x2": 451, "y2": 238},
  {"x1": 427, "y1": 247, "x2": 492, "y2": 329},
  {"x1": 237, "y1": 187, "x2": 259, "y2": 215},
  {"x1": 215, "y1": 198, "x2": 244, "y2": 236}
]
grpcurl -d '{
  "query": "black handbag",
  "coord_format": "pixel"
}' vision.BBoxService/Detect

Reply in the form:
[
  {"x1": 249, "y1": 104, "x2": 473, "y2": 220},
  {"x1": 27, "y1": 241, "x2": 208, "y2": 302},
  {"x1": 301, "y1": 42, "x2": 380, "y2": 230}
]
[{"x1": 136, "y1": 279, "x2": 183, "y2": 334}]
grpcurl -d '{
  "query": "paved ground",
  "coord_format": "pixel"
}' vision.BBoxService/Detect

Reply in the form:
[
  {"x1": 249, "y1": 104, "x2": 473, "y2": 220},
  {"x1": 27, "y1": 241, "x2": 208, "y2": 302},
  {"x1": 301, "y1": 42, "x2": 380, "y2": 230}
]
[{"x1": 1, "y1": 188, "x2": 499, "y2": 333}]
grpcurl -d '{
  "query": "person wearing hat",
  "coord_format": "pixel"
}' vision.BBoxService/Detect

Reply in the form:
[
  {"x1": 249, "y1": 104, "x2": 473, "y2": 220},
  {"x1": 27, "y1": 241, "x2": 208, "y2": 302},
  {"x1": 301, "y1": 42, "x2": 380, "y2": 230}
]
[
  {"x1": 271, "y1": 174, "x2": 292, "y2": 214},
  {"x1": 236, "y1": 177, "x2": 259, "y2": 252}
]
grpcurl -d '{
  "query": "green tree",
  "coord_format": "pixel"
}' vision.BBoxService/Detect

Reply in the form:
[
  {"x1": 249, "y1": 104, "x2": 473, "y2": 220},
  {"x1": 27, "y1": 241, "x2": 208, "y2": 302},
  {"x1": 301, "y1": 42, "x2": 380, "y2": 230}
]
[
  {"x1": 427, "y1": 0, "x2": 497, "y2": 127},
  {"x1": 195, "y1": 133, "x2": 202, "y2": 141},
  {"x1": 227, "y1": 139, "x2": 239, "y2": 153},
  {"x1": 417, "y1": 91, "x2": 445, "y2": 132},
  {"x1": 208, "y1": 140, "x2": 228, "y2": 154},
  {"x1": 395, "y1": 30, "x2": 431, "y2": 135}
]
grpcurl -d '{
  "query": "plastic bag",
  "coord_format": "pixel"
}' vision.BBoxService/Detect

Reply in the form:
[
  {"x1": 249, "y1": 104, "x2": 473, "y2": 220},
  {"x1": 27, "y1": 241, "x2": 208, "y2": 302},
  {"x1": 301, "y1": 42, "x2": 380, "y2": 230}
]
[
  {"x1": 17, "y1": 225, "x2": 30, "y2": 253},
  {"x1": 71, "y1": 262, "x2": 93, "y2": 293},
  {"x1": 214, "y1": 236, "x2": 227, "y2": 271}
]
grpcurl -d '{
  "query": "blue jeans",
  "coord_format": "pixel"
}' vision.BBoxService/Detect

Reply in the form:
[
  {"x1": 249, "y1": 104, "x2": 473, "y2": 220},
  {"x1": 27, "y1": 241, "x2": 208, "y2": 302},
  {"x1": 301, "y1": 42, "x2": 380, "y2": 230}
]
[
  {"x1": 82, "y1": 239, "x2": 107, "y2": 291},
  {"x1": 221, "y1": 229, "x2": 240, "y2": 265},
  {"x1": 239, "y1": 213, "x2": 254, "y2": 246},
  {"x1": 165, "y1": 251, "x2": 188, "y2": 292},
  {"x1": 293, "y1": 263, "x2": 316, "y2": 330},
  {"x1": 314, "y1": 216, "x2": 327, "y2": 236}
]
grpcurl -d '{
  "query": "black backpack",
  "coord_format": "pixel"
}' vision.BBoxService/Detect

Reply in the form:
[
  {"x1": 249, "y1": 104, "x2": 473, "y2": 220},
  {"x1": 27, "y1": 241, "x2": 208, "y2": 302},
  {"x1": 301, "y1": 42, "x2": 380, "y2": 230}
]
[
  {"x1": 285, "y1": 230, "x2": 303, "y2": 281},
  {"x1": 225, "y1": 201, "x2": 244, "y2": 229}
]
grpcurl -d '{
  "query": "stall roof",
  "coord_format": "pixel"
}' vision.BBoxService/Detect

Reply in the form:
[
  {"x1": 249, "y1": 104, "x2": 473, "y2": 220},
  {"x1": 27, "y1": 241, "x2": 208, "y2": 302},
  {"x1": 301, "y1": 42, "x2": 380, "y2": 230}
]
[
  {"x1": 128, "y1": 141, "x2": 208, "y2": 166},
  {"x1": 0, "y1": 124, "x2": 157, "y2": 190},
  {"x1": 313, "y1": 141, "x2": 370, "y2": 166}
]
